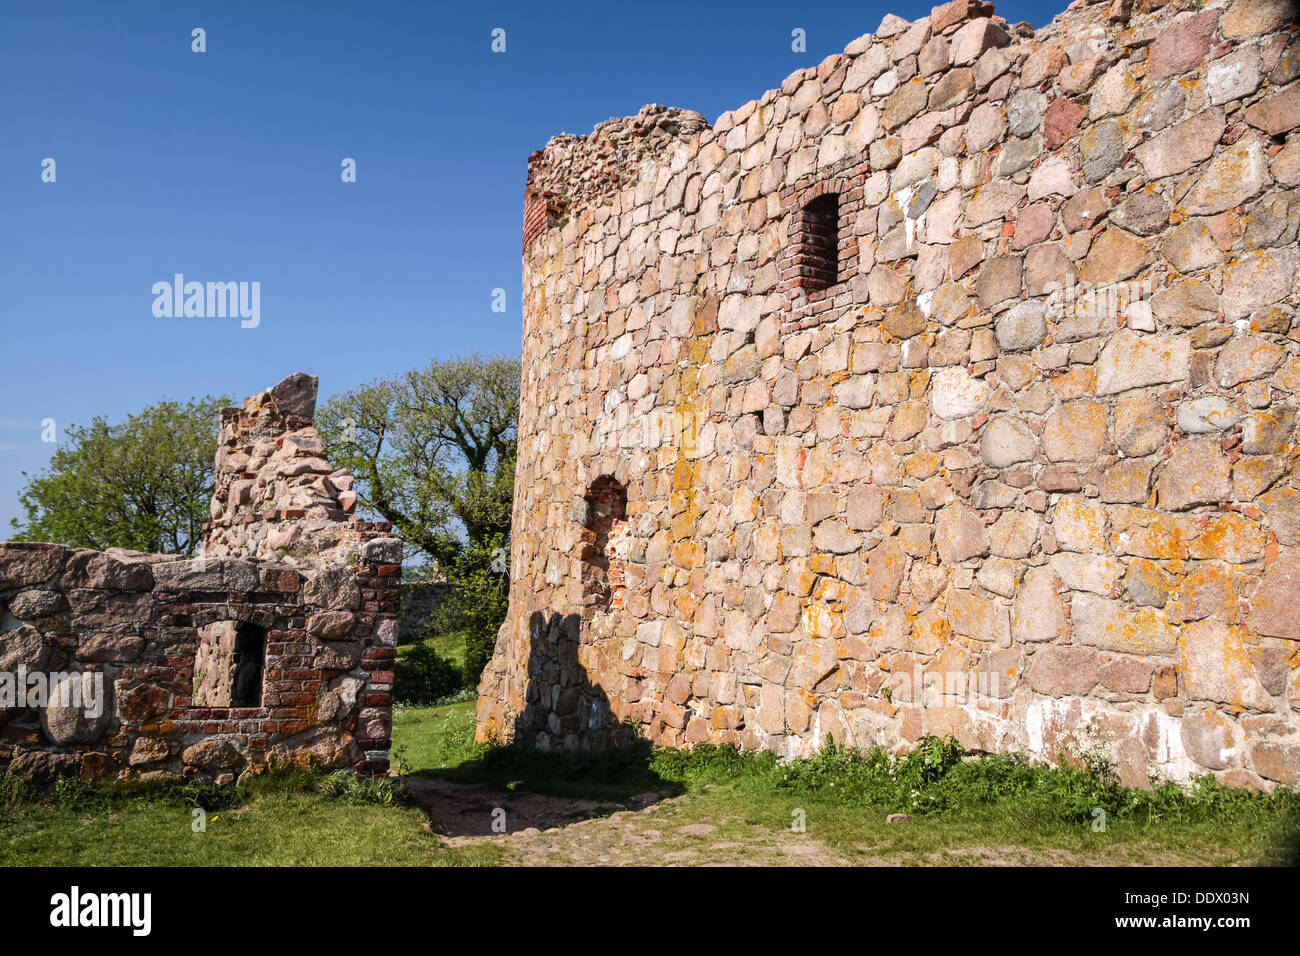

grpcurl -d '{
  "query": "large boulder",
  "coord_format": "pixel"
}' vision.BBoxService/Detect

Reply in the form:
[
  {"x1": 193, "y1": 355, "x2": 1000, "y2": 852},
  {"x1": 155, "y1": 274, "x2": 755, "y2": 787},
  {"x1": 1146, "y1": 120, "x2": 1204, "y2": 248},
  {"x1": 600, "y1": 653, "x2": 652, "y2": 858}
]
[
  {"x1": 303, "y1": 566, "x2": 361, "y2": 611},
  {"x1": 268, "y1": 372, "x2": 319, "y2": 421},
  {"x1": 61, "y1": 549, "x2": 155, "y2": 590},
  {"x1": 41, "y1": 672, "x2": 113, "y2": 745},
  {"x1": 0, "y1": 625, "x2": 54, "y2": 674},
  {"x1": 267, "y1": 728, "x2": 361, "y2": 771},
  {"x1": 181, "y1": 738, "x2": 247, "y2": 772},
  {"x1": 0, "y1": 543, "x2": 66, "y2": 589},
  {"x1": 8, "y1": 751, "x2": 80, "y2": 786}
]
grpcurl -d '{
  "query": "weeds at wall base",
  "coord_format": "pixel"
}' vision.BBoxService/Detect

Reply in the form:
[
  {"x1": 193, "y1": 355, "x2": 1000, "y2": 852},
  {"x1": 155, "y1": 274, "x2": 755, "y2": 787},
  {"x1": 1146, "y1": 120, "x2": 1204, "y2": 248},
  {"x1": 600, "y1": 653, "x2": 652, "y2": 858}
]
[
  {"x1": 654, "y1": 736, "x2": 1300, "y2": 827},
  {"x1": 437, "y1": 732, "x2": 1300, "y2": 839},
  {"x1": 6, "y1": 734, "x2": 1294, "y2": 831},
  {"x1": 0, "y1": 766, "x2": 410, "y2": 814}
]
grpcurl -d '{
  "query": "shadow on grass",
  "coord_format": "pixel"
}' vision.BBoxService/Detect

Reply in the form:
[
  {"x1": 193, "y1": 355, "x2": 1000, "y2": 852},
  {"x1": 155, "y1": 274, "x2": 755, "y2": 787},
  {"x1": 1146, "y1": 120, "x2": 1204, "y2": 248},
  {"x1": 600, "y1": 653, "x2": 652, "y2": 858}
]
[
  {"x1": 431, "y1": 609, "x2": 686, "y2": 800},
  {"x1": 417, "y1": 737, "x2": 684, "y2": 802},
  {"x1": 401, "y1": 610, "x2": 687, "y2": 836},
  {"x1": 404, "y1": 740, "x2": 686, "y2": 838}
]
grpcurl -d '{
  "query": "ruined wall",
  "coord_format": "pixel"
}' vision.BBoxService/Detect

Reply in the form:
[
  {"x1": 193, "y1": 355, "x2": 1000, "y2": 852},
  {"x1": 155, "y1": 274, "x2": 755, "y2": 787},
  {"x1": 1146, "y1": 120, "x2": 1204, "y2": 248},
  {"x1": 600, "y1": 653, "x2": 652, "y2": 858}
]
[
  {"x1": 399, "y1": 579, "x2": 450, "y2": 641},
  {"x1": 479, "y1": 0, "x2": 1300, "y2": 788},
  {"x1": 203, "y1": 371, "x2": 389, "y2": 566},
  {"x1": 0, "y1": 374, "x2": 399, "y2": 783}
]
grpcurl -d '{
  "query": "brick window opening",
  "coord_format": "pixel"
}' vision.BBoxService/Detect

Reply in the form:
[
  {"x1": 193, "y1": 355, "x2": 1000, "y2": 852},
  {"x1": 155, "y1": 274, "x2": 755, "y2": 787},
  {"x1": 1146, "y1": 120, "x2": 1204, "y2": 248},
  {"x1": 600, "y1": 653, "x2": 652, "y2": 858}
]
[
  {"x1": 194, "y1": 620, "x2": 265, "y2": 707},
  {"x1": 794, "y1": 192, "x2": 840, "y2": 293},
  {"x1": 582, "y1": 477, "x2": 628, "y2": 612}
]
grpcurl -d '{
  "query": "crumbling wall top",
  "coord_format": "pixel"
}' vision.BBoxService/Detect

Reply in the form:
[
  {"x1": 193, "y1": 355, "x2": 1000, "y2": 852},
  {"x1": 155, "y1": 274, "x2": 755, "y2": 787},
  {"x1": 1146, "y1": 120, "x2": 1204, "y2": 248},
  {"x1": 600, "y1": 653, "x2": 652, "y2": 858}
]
[
  {"x1": 202, "y1": 372, "x2": 395, "y2": 568},
  {"x1": 522, "y1": 0, "x2": 1296, "y2": 246}
]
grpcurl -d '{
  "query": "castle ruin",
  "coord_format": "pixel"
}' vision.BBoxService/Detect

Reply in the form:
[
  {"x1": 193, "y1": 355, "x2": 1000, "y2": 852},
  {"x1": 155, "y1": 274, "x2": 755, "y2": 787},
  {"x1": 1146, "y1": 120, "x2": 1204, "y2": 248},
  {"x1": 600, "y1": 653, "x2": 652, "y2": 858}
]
[
  {"x1": 477, "y1": 0, "x2": 1300, "y2": 789},
  {"x1": 0, "y1": 373, "x2": 398, "y2": 784}
]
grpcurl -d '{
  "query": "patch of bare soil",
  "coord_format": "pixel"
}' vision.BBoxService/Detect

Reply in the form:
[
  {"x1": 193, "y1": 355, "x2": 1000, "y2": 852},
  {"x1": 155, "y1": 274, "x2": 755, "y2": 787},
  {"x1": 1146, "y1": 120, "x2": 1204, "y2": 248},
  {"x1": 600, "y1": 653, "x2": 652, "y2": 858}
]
[
  {"x1": 401, "y1": 776, "x2": 852, "y2": 865},
  {"x1": 400, "y1": 775, "x2": 637, "y2": 840}
]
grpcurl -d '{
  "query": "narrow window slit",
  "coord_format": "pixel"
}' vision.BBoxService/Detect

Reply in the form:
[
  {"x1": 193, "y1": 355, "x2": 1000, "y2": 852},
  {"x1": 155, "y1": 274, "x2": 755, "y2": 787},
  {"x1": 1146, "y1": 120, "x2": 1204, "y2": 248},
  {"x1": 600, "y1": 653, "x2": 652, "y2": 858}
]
[
  {"x1": 582, "y1": 477, "x2": 628, "y2": 611},
  {"x1": 795, "y1": 192, "x2": 840, "y2": 293},
  {"x1": 194, "y1": 620, "x2": 266, "y2": 708}
]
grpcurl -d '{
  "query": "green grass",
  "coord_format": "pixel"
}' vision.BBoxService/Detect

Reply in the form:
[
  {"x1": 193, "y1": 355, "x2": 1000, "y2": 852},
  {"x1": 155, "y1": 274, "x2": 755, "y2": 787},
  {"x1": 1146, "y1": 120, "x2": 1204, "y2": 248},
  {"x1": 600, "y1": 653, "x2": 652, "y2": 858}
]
[
  {"x1": 394, "y1": 631, "x2": 476, "y2": 704},
  {"x1": 399, "y1": 630, "x2": 468, "y2": 671},
  {"x1": 0, "y1": 768, "x2": 502, "y2": 867},
  {"x1": 651, "y1": 736, "x2": 1293, "y2": 825},
  {"x1": 2, "y1": 705, "x2": 1296, "y2": 866},
  {"x1": 427, "y1": 735, "x2": 684, "y2": 802},
  {"x1": 391, "y1": 699, "x2": 483, "y2": 772},
  {"x1": 395, "y1": 701, "x2": 682, "y2": 802}
]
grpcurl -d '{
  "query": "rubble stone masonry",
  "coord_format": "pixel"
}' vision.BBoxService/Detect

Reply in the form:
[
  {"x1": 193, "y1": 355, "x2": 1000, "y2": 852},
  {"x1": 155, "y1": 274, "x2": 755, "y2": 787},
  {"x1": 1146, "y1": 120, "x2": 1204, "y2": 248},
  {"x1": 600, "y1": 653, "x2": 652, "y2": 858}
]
[
  {"x1": 479, "y1": 0, "x2": 1300, "y2": 789},
  {"x1": 0, "y1": 374, "x2": 399, "y2": 783}
]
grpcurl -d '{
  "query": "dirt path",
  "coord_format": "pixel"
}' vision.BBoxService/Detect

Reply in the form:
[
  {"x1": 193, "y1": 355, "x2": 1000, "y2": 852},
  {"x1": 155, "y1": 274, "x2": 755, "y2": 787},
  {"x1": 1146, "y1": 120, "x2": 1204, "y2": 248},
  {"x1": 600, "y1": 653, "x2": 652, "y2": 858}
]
[
  {"x1": 398, "y1": 775, "x2": 1136, "y2": 865},
  {"x1": 401, "y1": 775, "x2": 855, "y2": 865}
]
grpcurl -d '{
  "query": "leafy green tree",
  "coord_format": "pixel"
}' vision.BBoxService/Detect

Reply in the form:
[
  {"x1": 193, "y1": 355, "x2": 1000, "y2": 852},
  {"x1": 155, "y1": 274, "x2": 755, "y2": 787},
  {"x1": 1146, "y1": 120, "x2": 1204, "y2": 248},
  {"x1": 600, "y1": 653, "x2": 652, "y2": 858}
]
[
  {"x1": 426, "y1": 532, "x2": 512, "y2": 687},
  {"x1": 316, "y1": 355, "x2": 518, "y2": 565},
  {"x1": 318, "y1": 355, "x2": 518, "y2": 687},
  {"x1": 10, "y1": 396, "x2": 227, "y2": 555}
]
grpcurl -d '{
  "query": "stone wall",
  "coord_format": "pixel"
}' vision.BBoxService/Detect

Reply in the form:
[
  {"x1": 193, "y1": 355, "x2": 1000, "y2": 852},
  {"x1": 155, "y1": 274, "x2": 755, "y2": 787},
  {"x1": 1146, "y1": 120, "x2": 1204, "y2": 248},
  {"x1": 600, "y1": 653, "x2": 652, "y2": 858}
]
[
  {"x1": 478, "y1": 0, "x2": 1300, "y2": 789},
  {"x1": 0, "y1": 374, "x2": 399, "y2": 783},
  {"x1": 399, "y1": 579, "x2": 450, "y2": 642},
  {"x1": 203, "y1": 371, "x2": 389, "y2": 567}
]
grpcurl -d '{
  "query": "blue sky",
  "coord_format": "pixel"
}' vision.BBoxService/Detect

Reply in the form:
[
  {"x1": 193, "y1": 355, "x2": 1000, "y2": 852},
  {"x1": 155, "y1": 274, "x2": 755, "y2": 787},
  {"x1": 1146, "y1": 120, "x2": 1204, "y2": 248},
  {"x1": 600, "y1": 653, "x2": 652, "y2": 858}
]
[{"x1": 0, "y1": 0, "x2": 1059, "y2": 534}]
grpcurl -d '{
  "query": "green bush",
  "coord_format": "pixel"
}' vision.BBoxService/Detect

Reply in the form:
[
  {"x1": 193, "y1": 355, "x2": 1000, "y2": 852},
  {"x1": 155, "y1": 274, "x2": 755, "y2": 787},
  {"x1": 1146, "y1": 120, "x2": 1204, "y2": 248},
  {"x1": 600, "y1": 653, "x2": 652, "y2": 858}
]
[
  {"x1": 54, "y1": 776, "x2": 108, "y2": 811},
  {"x1": 425, "y1": 533, "x2": 509, "y2": 689},
  {"x1": 0, "y1": 772, "x2": 29, "y2": 807},
  {"x1": 395, "y1": 642, "x2": 464, "y2": 704},
  {"x1": 316, "y1": 770, "x2": 409, "y2": 807}
]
